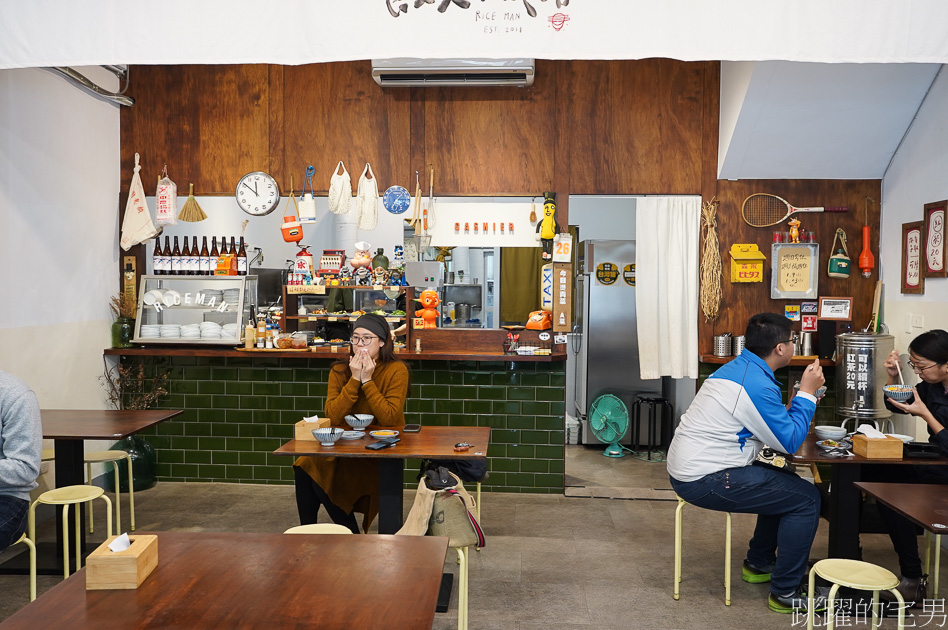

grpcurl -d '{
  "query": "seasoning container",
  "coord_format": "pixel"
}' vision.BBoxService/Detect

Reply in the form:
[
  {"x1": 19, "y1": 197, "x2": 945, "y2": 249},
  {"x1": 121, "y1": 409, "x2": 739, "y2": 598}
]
[
  {"x1": 244, "y1": 323, "x2": 255, "y2": 349},
  {"x1": 415, "y1": 338, "x2": 422, "y2": 353}
]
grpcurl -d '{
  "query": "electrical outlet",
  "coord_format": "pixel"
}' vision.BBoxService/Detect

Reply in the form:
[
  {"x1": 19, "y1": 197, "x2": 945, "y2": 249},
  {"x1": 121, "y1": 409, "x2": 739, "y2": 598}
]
[
  {"x1": 906, "y1": 314, "x2": 914, "y2": 334},
  {"x1": 911, "y1": 314, "x2": 924, "y2": 328}
]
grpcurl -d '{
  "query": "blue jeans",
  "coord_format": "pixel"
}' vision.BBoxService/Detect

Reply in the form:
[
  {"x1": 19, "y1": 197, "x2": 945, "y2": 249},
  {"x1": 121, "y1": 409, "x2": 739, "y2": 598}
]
[
  {"x1": 0, "y1": 495, "x2": 29, "y2": 550},
  {"x1": 670, "y1": 465, "x2": 821, "y2": 595}
]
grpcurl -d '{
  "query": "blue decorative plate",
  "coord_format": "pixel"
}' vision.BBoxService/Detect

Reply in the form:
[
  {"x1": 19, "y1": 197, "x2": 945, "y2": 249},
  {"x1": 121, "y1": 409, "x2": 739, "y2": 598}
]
[{"x1": 383, "y1": 186, "x2": 411, "y2": 214}]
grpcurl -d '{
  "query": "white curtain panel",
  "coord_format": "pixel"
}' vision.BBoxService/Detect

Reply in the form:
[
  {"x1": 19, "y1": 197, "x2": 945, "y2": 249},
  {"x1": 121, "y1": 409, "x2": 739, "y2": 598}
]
[{"x1": 635, "y1": 196, "x2": 700, "y2": 380}]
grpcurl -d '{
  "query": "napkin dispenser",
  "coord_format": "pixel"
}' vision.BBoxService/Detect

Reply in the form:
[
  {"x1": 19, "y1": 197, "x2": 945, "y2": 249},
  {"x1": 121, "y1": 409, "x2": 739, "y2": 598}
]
[
  {"x1": 851, "y1": 434, "x2": 903, "y2": 459},
  {"x1": 86, "y1": 535, "x2": 158, "y2": 590},
  {"x1": 295, "y1": 417, "x2": 331, "y2": 441}
]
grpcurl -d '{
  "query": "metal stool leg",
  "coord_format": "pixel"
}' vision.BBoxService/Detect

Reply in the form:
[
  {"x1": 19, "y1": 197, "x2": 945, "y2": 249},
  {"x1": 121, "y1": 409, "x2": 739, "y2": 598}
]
[{"x1": 631, "y1": 400, "x2": 641, "y2": 452}]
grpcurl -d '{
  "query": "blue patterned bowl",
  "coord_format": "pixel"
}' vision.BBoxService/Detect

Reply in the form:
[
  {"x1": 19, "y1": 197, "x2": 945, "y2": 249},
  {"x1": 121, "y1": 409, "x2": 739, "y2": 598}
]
[
  {"x1": 345, "y1": 414, "x2": 374, "y2": 430},
  {"x1": 883, "y1": 386, "x2": 913, "y2": 402},
  {"x1": 312, "y1": 427, "x2": 344, "y2": 446}
]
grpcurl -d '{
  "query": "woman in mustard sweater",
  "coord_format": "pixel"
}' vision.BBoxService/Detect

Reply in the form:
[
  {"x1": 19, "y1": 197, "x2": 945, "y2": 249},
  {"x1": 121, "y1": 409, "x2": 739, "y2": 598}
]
[{"x1": 294, "y1": 314, "x2": 410, "y2": 532}]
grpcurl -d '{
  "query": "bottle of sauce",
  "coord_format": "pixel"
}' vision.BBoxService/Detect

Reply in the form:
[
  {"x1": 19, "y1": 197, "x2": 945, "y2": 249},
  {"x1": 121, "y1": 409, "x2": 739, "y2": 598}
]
[
  {"x1": 244, "y1": 321, "x2": 255, "y2": 349},
  {"x1": 171, "y1": 236, "x2": 182, "y2": 275},
  {"x1": 152, "y1": 237, "x2": 163, "y2": 275},
  {"x1": 191, "y1": 236, "x2": 200, "y2": 275},
  {"x1": 199, "y1": 236, "x2": 210, "y2": 276},
  {"x1": 256, "y1": 314, "x2": 266, "y2": 349},
  {"x1": 230, "y1": 237, "x2": 237, "y2": 260},
  {"x1": 220, "y1": 236, "x2": 229, "y2": 256},
  {"x1": 162, "y1": 236, "x2": 172, "y2": 275},
  {"x1": 181, "y1": 237, "x2": 193, "y2": 275},
  {"x1": 210, "y1": 237, "x2": 219, "y2": 275},
  {"x1": 237, "y1": 237, "x2": 248, "y2": 276}
]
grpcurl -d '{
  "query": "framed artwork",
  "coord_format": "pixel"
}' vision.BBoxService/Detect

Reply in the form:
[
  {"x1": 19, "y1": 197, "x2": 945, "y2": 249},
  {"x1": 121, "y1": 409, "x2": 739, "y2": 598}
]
[
  {"x1": 902, "y1": 221, "x2": 925, "y2": 294},
  {"x1": 818, "y1": 297, "x2": 853, "y2": 320},
  {"x1": 923, "y1": 200, "x2": 947, "y2": 278},
  {"x1": 770, "y1": 242, "x2": 819, "y2": 299}
]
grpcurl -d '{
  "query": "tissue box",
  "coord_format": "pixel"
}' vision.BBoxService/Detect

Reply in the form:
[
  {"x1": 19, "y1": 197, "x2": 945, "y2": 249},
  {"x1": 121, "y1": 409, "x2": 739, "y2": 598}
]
[
  {"x1": 295, "y1": 418, "x2": 330, "y2": 441},
  {"x1": 852, "y1": 434, "x2": 903, "y2": 459},
  {"x1": 86, "y1": 535, "x2": 158, "y2": 590}
]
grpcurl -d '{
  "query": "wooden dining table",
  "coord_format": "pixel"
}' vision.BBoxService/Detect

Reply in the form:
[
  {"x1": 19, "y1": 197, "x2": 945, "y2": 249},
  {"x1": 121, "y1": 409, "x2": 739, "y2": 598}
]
[
  {"x1": 274, "y1": 425, "x2": 490, "y2": 535},
  {"x1": 854, "y1": 481, "x2": 947, "y2": 598},
  {"x1": 793, "y1": 433, "x2": 948, "y2": 559},
  {"x1": 0, "y1": 409, "x2": 182, "y2": 575},
  {"x1": 0, "y1": 531, "x2": 449, "y2": 630}
]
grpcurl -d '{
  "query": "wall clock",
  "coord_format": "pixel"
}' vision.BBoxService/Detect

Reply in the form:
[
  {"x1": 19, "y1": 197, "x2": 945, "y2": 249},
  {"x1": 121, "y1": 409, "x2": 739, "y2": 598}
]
[{"x1": 236, "y1": 171, "x2": 280, "y2": 216}]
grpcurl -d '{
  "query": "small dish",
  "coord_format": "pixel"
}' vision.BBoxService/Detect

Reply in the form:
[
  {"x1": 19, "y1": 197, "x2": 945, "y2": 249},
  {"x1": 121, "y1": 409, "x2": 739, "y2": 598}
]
[
  {"x1": 340, "y1": 430, "x2": 366, "y2": 440},
  {"x1": 369, "y1": 430, "x2": 399, "y2": 438},
  {"x1": 885, "y1": 433, "x2": 915, "y2": 444},
  {"x1": 816, "y1": 439, "x2": 852, "y2": 451}
]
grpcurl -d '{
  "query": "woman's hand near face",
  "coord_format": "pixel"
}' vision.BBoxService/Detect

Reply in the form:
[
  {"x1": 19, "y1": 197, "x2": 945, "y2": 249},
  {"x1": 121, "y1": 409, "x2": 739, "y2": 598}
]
[
  {"x1": 360, "y1": 350, "x2": 376, "y2": 383},
  {"x1": 888, "y1": 386, "x2": 928, "y2": 417},
  {"x1": 349, "y1": 352, "x2": 365, "y2": 382},
  {"x1": 884, "y1": 350, "x2": 901, "y2": 383}
]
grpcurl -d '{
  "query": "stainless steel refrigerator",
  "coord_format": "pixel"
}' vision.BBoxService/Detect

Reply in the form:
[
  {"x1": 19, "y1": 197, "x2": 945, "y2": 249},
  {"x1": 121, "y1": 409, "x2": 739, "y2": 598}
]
[{"x1": 572, "y1": 239, "x2": 663, "y2": 445}]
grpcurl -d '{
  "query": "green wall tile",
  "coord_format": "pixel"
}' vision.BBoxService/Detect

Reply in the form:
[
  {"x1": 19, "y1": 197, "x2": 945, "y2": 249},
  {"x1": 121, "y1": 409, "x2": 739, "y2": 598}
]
[
  {"x1": 185, "y1": 450, "x2": 213, "y2": 464},
  {"x1": 520, "y1": 459, "x2": 549, "y2": 473},
  {"x1": 476, "y1": 387, "x2": 506, "y2": 400},
  {"x1": 213, "y1": 451, "x2": 240, "y2": 465},
  {"x1": 490, "y1": 458, "x2": 519, "y2": 472}
]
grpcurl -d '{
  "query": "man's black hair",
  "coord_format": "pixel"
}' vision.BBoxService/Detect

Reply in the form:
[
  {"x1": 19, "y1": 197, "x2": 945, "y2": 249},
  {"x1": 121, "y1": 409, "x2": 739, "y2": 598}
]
[{"x1": 745, "y1": 313, "x2": 793, "y2": 358}]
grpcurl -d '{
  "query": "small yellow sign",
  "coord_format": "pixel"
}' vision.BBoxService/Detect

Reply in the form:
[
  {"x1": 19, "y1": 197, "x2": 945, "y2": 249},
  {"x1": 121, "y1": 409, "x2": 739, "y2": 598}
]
[
  {"x1": 595, "y1": 262, "x2": 619, "y2": 285},
  {"x1": 729, "y1": 244, "x2": 766, "y2": 283}
]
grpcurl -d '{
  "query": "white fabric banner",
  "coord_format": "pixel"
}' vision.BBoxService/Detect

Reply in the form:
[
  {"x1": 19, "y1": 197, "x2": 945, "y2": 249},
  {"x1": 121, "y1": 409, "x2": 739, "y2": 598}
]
[
  {"x1": 635, "y1": 196, "x2": 700, "y2": 380},
  {"x1": 2, "y1": 0, "x2": 948, "y2": 70}
]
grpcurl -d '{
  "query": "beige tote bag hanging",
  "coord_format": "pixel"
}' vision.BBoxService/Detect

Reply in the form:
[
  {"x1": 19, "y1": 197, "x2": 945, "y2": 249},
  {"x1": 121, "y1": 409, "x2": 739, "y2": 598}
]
[{"x1": 328, "y1": 161, "x2": 351, "y2": 215}]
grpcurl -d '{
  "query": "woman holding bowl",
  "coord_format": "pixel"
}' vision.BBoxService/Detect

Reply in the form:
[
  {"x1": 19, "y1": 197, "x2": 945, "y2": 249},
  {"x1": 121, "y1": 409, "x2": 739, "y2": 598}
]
[
  {"x1": 293, "y1": 313, "x2": 409, "y2": 533},
  {"x1": 875, "y1": 329, "x2": 948, "y2": 604}
]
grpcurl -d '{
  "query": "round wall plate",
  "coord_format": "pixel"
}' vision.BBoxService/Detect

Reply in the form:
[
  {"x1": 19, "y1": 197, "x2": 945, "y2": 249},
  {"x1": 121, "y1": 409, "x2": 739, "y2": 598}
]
[{"x1": 383, "y1": 186, "x2": 411, "y2": 214}]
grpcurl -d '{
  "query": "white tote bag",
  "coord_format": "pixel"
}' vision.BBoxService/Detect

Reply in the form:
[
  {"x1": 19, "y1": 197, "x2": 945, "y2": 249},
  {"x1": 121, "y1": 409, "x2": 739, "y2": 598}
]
[
  {"x1": 120, "y1": 153, "x2": 160, "y2": 250},
  {"x1": 356, "y1": 163, "x2": 379, "y2": 230},
  {"x1": 328, "y1": 161, "x2": 351, "y2": 215}
]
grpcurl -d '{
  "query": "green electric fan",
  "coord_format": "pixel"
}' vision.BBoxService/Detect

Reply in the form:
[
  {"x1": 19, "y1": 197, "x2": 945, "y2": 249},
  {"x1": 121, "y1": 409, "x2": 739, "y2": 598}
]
[{"x1": 588, "y1": 394, "x2": 630, "y2": 458}]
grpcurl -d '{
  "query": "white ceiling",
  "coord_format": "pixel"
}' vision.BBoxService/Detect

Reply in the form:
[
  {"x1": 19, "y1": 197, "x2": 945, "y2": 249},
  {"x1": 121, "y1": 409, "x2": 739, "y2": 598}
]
[{"x1": 718, "y1": 61, "x2": 942, "y2": 180}]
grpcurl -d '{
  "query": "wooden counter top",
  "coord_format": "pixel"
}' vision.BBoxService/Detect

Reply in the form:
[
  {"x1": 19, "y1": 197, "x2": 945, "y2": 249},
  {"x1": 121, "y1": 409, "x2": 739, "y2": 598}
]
[
  {"x1": 699, "y1": 354, "x2": 836, "y2": 367},
  {"x1": 104, "y1": 346, "x2": 565, "y2": 362}
]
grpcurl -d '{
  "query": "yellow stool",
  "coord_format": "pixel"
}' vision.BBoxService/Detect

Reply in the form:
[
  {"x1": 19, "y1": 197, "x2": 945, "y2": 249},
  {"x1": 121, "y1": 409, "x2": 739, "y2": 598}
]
[
  {"x1": 84, "y1": 450, "x2": 134, "y2": 535},
  {"x1": 673, "y1": 496, "x2": 732, "y2": 605},
  {"x1": 924, "y1": 529, "x2": 942, "y2": 598},
  {"x1": 806, "y1": 559, "x2": 905, "y2": 630},
  {"x1": 456, "y1": 546, "x2": 470, "y2": 630},
  {"x1": 10, "y1": 533, "x2": 36, "y2": 601},
  {"x1": 29, "y1": 485, "x2": 112, "y2": 579},
  {"x1": 283, "y1": 524, "x2": 353, "y2": 534}
]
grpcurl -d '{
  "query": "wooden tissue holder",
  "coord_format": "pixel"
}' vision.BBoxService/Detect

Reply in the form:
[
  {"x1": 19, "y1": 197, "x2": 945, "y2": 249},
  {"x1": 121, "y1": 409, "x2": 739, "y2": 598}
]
[
  {"x1": 295, "y1": 418, "x2": 330, "y2": 441},
  {"x1": 852, "y1": 434, "x2": 903, "y2": 459},
  {"x1": 86, "y1": 535, "x2": 158, "y2": 590}
]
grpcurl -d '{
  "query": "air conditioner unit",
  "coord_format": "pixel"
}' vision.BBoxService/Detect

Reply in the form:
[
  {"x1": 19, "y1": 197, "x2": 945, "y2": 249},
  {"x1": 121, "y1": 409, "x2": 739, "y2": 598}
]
[{"x1": 371, "y1": 58, "x2": 535, "y2": 87}]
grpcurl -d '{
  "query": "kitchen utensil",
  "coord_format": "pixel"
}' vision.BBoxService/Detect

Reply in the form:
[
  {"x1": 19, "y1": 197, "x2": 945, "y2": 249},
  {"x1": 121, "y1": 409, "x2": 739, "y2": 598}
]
[
  {"x1": 529, "y1": 197, "x2": 537, "y2": 223},
  {"x1": 712, "y1": 334, "x2": 731, "y2": 357},
  {"x1": 455, "y1": 303, "x2": 472, "y2": 321},
  {"x1": 178, "y1": 183, "x2": 207, "y2": 222},
  {"x1": 731, "y1": 335, "x2": 745, "y2": 356}
]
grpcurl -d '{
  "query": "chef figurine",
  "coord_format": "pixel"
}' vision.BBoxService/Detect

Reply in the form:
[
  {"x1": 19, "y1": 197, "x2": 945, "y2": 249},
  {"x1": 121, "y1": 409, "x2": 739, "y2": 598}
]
[
  {"x1": 536, "y1": 191, "x2": 561, "y2": 261},
  {"x1": 350, "y1": 241, "x2": 372, "y2": 271}
]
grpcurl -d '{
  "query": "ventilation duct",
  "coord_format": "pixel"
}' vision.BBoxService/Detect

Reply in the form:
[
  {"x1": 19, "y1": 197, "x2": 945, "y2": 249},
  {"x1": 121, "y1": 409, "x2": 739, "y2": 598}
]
[
  {"x1": 46, "y1": 66, "x2": 134, "y2": 107},
  {"x1": 372, "y1": 58, "x2": 535, "y2": 87}
]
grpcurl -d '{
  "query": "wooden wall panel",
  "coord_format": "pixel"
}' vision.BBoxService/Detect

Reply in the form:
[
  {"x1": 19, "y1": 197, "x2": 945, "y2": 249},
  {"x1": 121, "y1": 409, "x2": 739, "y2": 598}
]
[
  {"x1": 566, "y1": 60, "x2": 713, "y2": 195},
  {"x1": 422, "y1": 60, "x2": 559, "y2": 195},
  {"x1": 281, "y1": 62, "x2": 411, "y2": 193},
  {"x1": 698, "y1": 179, "x2": 882, "y2": 354},
  {"x1": 120, "y1": 65, "x2": 270, "y2": 194}
]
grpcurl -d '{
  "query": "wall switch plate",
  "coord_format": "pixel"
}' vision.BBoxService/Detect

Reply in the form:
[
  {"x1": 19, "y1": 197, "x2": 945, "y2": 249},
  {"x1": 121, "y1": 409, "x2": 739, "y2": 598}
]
[
  {"x1": 912, "y1": 314, "x2": 924, "y2": 328},
  {"x1": 906, "y1": 314, "x2": 914, "y2": 334}
]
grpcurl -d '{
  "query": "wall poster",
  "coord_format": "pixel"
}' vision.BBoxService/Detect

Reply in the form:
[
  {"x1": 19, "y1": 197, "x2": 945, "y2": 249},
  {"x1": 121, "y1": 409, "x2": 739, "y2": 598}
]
[
  {"x1": 923, "y1": 200, "x2": 947, "y2": 278},
  {"x1": 901, "y1": 221, "x2": 925, "y2": 294},
  {"x1": 771, "y1": 242, "x2": 819, "y2": 299}
]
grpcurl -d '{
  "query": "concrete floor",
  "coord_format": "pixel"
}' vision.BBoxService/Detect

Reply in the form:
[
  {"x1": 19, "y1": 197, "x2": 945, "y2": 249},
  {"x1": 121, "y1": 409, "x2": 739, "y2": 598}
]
[{"x1": 0, "y1": 449, "x2": 941, "y2": 629}]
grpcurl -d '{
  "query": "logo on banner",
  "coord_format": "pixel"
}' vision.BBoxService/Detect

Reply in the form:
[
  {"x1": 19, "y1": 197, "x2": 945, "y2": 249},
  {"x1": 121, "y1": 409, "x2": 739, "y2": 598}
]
[{"x1": 385, "y1": 0, "x2": 572, "y2": 34}]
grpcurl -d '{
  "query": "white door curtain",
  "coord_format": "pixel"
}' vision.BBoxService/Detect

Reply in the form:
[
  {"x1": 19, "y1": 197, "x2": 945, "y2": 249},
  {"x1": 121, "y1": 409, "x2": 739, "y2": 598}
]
[{"x1": 635, "y1": 196, "x2": 700, "y2": 380}]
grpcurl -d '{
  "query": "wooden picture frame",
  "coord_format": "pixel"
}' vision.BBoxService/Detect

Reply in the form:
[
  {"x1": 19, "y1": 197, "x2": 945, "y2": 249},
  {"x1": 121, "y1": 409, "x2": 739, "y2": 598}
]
[
  {"x1": 902, "y1": 221, "x2": 925, "y2": 294},
  {"x1": 922, "y1": 200, "x2": 947, "y2": 278},
  {"x1": 818, "y1": 297, "x2": 853, "y2": 321}
]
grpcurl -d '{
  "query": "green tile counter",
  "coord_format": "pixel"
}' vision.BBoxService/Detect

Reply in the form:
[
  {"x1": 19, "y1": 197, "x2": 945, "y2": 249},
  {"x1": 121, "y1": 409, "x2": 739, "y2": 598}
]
[{"x1": 110, "y1": 353, "x2": 566, "y2": 493}]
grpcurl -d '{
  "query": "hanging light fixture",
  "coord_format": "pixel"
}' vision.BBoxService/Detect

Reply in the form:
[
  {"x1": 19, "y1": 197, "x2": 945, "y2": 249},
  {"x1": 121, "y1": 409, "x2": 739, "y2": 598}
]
[{"x1": 858, "y1": 196, "x2": 876, "y2": 278}]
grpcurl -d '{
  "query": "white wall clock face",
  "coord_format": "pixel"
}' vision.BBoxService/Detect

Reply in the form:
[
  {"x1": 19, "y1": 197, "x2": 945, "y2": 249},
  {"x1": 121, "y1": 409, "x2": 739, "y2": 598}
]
[{"x1": 236, "y1": 171, "x2": 280, "y2": 216}]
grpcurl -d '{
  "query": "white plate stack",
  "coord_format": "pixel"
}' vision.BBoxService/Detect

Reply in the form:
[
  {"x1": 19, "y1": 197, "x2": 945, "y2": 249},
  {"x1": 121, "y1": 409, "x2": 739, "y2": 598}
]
[
  {"x1": 180, "y1": 323, "x2": 201, "y2": 340},
  {"x1": 221, "y1": 323, "x2": 240, "y2": 339},
  {"x1": 202, "y1": 289, "x2": 223, "y2": 305},
  {"x1": 200, "y1": 322, "x2": 222, "y2": 339},
  {"x1": 221, "y1": 288, "x2": 240, "y2": 307},
  {"x1": 159, "y1": 325, "x2": 181, "y2": 338},
  {"x1": 139, "y1": 325, "x2": 160, "y2": 339}
]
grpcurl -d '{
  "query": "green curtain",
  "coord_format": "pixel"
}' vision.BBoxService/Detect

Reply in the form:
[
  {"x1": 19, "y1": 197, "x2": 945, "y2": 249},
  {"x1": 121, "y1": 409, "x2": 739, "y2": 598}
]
[{"x1": 500, "y1": 247, "x2": 545, "y2": 325}]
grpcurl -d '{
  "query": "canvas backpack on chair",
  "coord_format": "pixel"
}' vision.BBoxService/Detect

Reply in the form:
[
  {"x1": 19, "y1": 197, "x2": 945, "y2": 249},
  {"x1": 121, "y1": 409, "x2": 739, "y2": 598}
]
[{"x1": 396, "y1": 471, "x2": 485, "y2": 549}]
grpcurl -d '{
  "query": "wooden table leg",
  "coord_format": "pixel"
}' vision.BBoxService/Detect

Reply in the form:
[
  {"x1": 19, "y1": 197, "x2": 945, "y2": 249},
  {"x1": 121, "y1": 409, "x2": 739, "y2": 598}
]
[
  {"x1": 377, "y1": 459, "x2": 405, "y2": 535},
  {"x1": 827, "y1": 463, "x2": 863, "y2": 559}
]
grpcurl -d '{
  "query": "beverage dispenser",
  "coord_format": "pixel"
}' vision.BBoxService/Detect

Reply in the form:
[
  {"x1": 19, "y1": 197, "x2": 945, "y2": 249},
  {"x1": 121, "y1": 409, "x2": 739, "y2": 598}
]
[{"x1": 835, "y1": 332, "x2": 895, "y2": 421}]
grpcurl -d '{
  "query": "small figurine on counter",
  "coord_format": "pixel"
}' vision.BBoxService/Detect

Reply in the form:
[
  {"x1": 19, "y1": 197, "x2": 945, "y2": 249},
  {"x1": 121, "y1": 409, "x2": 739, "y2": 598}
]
[
  {"x1": 414, "y1": 289, "x2": 440, "y2": 329},
  {"x1": 536, "y1": 191, "x2": 561, "y2": 261},
  {"x1": 338, "y1": 265, "x2": 353, "y2": 285},
  {"x1": 355, "y1": 266, "x2": 372, "y2": 286},
  {"x1": 392, "y1": 245, "x2": 405, "y2": 268},
  {"x1": 373, "y1": 266, "x2": 389, "y2": 285},
  {"x1": 389, "y1": 268, "x2": 407, "y2": 286},
  {"x1": 350, "y1": 241, "x2": 372, "y2": 270},
  {"x1": 788, "y1": 217, "x2": 802, "y2": 243}
]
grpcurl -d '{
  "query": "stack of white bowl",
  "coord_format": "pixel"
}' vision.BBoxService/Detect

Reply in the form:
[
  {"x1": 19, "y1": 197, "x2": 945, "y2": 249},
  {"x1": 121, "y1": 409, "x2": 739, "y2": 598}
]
[
  {"x1": 221, "y1": 323, "x2": 240, "y2": 339},
  {"x1": 180, "y1": 324, "x2": 201, "y2": 340},
  {"x1": 139, "y1": 325, "x2": 160, "y2": 339},
  {"x1": 159, "y1": 325, "x2": 181, "y2": 338},
  {"x1": 202, "y1": 289, "x2": 223, "y2": 305},
  {"x1": 200, "y1": 322, "x2": 222, "y2": 339}
]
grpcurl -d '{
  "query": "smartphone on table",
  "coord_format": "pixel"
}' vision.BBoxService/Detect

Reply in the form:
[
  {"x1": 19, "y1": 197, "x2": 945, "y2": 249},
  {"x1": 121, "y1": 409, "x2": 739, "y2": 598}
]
[{"x1": 403, "y1": 424, "x2": 421, "y2": 433}]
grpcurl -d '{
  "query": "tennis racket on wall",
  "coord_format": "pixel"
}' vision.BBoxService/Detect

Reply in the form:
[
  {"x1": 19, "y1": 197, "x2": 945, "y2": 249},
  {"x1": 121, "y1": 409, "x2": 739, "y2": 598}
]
[{"x1": 741, "y1": 193, "x2": 848, "y2": 228}]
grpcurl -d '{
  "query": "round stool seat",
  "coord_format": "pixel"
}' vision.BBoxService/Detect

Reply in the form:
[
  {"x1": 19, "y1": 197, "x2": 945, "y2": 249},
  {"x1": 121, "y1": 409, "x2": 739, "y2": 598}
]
[
  {"x1": 41, "y1": 449, "x2": 55, "y2": 461},
  {"x1": 84, "y1": 450, "x2": 130, "y2": 464},
  {"x1": 38, "y1": 485, "x2": 104, "y2": 505},
  {"x1": 813, "y1": 558, "x2": 899, "y2": 591}
]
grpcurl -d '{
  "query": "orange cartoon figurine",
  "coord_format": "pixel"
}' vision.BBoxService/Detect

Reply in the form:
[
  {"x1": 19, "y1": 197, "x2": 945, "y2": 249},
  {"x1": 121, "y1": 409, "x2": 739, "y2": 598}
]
[
  {"x1": 414, "y1": 289, "x2": 440, "y2": 329},
  {"x1": 788, "y1": 217, "x2": 801, "y2": 243}
]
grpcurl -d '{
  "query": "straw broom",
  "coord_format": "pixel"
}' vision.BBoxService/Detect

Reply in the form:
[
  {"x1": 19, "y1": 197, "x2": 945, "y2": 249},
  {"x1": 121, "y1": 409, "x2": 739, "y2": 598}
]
[{"x1": 178, "y1": 183, "x2": 207, "y2": 222}]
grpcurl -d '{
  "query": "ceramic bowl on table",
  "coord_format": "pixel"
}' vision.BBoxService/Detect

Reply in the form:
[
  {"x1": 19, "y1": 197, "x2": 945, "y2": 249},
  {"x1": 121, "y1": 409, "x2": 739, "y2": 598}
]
[
  {"x1": 814, "y1": 425, "x2": 849, "y2": 441},
  {"x1": 883, "y1": 385, "x2": 914, "y2": 402},
  {"x1": 793, "y1": 382, "x2": 828, "y2": 399},
  {"x1": 345, "y1": 414, "x2": 374, "y2": 431},
  {"x1": 816, "y1": 439, "x2": 852, "y2": 452},
  {"x1": 312, "y1": 427, "x2": 344, "y2": 446}
]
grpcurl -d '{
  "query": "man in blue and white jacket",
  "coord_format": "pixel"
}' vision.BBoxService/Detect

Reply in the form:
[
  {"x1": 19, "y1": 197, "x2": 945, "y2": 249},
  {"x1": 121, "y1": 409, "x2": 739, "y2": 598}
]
[{"x1": 667, "y1": 313, "x2": 825, "y2": 614}]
